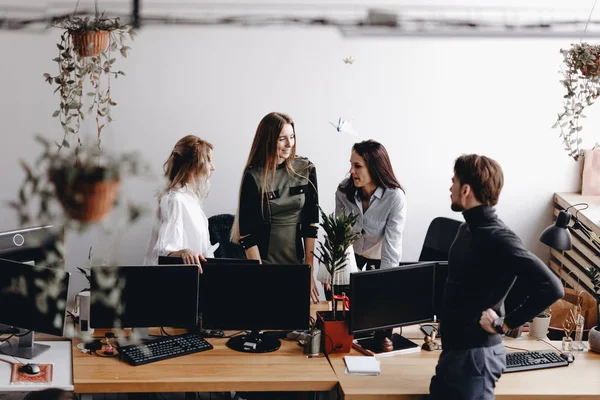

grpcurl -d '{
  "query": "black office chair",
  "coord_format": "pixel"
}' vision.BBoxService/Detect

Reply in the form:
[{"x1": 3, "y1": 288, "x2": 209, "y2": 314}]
[
  {"x1": 208, "y1": 213, "x2": 245, "y2": 259},
  {"x1": 418, "y1": 217, "x2": 463, "y2": 262}
]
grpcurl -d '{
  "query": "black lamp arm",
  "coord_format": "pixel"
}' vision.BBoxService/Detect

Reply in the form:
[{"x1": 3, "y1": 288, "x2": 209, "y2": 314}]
[{"x1": 565, "y1": 203, "x2": 600, "y2": 252}]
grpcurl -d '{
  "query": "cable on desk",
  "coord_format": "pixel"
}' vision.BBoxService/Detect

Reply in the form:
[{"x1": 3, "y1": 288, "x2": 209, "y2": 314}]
[
  {"x1": 537, "y1": 338, "x2": 562, "y2": 353},
  {"x1": 505, "y1": 345, "x2": 531, "y2": 352}
]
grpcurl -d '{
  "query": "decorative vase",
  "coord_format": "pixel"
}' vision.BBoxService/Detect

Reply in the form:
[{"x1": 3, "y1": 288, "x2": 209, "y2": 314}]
[
  {"x1": 316, "y1": 311, "x2": 354, "y2": 354},
  {"x1": 589, "y1": 326, "x2": 600, "y2": 353},
  {"x1": 71, "y1": 30, "x2": 110, "y2": 57}
]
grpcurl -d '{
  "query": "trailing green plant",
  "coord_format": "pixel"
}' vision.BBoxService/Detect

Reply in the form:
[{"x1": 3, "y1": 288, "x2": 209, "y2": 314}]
[
  {"x1": 312, "y1": 207, "x2": 360, "y2": 320},
  {"x1": 583, "y1": 266, "x2": 600, "y2": 330},
  {"x1": 43, "y1": 13, "x2": 134, "y2": 151},
  {"x1": 553, "y1": 43, "x2": 600, "y2": 161},
  {"x1": 9, "y1": 134, "x2": 149, "y2": 232}
]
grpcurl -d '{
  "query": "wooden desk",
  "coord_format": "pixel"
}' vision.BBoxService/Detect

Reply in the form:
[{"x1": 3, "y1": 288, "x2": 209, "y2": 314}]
[
  {"x1": 329, "y1": 335, "x2": 600, "y2": 399},
  {"x1": 73, "y1": 305, "x2": 337, "y2": 395}
]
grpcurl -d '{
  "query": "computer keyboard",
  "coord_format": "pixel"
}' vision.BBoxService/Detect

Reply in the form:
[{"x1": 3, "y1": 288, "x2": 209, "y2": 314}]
[
  {"x1": 504, "y1": 350, "x2": 568, "y2": 373},
  {"x1": 119, "y1": 332, "x2": 213, "y2": 366}
]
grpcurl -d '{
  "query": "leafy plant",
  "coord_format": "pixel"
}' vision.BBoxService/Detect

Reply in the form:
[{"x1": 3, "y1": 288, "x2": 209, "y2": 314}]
[
  {"x1": 553, "y1": 43, "x2": 600, "y2": 161},
  {"x1": 77, "y1": 247, "x2": 94, "y2": 291},
  {"x1": 43, "y1": 13, "x2": 134, "y2": 151},
  {"x1": 9, "y1": 134, "x2": 149, "y2": 232},
  {"x1": 583, "y1": 266, "x2": 600, "y2": 331},
  {"x1": 312, "y1": 208, "x2": 360, "y2": 320}
]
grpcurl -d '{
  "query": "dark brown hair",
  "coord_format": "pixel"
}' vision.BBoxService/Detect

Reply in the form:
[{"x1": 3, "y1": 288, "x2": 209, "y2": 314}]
[
  {"x1": 340, "y1": 140, "x2": 404, "y2": 202},
  {"x1": 453, "y1": 154, "x2": 504, "y2": 206},
  {"x1": 163, "y1": 135, "x2": 213, "y2": 198}
]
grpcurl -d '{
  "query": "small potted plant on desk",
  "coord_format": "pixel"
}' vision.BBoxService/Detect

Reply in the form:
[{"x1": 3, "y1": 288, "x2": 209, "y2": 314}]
[
  {"x1": 312, "y1": 209, "x2": 360, "y2": 354},
  {"x1": 584, "y1": 267, "x2": 600, "y2": 352},
  {"x1": 529, "y1": 308, "x2": 552, "y2": 339}
]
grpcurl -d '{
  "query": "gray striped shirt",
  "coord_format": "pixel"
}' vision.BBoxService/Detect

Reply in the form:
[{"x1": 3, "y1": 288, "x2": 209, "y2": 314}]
[{"x1": 335, "y1": 186, "x2": 407, "y2": 269}]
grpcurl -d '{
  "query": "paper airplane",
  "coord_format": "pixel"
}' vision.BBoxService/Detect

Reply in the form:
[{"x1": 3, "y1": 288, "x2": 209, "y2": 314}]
[{"x1": 330, "y1": 118, "x2": 360, "y2": 137}]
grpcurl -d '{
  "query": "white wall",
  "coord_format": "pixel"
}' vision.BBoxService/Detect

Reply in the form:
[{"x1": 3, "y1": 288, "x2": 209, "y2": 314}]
[{"x1": 0, "y1": 6, "x2": 589, "y2": 301}]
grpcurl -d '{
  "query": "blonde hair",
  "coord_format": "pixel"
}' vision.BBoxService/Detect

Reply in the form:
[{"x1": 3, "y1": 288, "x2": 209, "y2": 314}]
[
  {"x1": 163, "y1": 135, "x2": 213, "y2": 200},
  {"x1": 231, "y1": 112, "x2": 300, "y2": 243}
]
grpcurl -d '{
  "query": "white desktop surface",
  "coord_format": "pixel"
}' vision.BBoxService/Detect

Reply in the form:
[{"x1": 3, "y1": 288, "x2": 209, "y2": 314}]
[{"x1": 0, "y1": 341, "x2": 72, "y2": 392}]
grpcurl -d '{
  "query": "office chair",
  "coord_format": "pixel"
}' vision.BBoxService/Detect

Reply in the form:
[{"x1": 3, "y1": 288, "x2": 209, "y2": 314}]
[
  {"x1": 418, "y1": 217, "x2": 463, "y2": 262},
  {"x1": 208, "y1": 213, "x2": 245, "y2": 259}
]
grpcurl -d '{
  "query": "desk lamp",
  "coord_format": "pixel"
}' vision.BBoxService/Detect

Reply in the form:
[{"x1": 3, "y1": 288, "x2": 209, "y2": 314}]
[{"x1": 539, "y1": 203, "x2": 600, "y2": 353}]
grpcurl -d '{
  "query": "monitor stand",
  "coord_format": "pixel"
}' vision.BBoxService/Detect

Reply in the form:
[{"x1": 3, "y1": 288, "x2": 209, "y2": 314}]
[
  {"x1": 354, "y1": 333, "x2": 419, "y2": 355},
  {"x1": 226, "y1": 330, "x2": 281, "y2": 353},
  {"x1": 0, "y1": 330, "x2": 50, "y2": 359}
]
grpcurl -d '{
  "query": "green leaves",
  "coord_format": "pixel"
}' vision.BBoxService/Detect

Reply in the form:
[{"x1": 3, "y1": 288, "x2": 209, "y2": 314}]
[
  {"x1": 45, "y1": 15, "x2": 131, "y2": 152},
  {"x1": 554, "y1": 43, "x2": 600, "y2": 161},
  {"x1": 312, "y1": 207, "x2": 360, "y2": 282}
]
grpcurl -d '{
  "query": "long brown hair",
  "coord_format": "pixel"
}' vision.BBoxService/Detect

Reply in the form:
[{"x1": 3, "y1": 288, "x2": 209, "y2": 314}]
[
  {"x1": 163, "y1": 135, "x2": 213, "y2": 199},
  {"x1": 231, "y1": 112, "x2": 299, "y2": 243},
  {"x1": 340, "y1": 140, "x2": 404, "y2": 202}
]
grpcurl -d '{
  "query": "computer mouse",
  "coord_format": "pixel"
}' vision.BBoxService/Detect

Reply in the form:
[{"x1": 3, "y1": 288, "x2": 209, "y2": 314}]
[
  {"x1": 19, "y1": 363, "x2": 40, "y2": 375},
  {"x1": 560, "y1": 352, "x2": 574, "y2": 363}
]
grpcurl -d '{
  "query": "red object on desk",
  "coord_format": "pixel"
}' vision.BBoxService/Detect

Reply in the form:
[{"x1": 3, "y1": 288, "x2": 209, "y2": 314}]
[{"x1": 332, "y1": 294, "x2": 350, "y2": 310}]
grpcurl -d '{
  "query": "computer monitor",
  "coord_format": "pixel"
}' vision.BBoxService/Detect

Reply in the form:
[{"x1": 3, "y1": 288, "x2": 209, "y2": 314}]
[
  {"x1": 349, "y1": 262, "x2": 436, "y2": 352},
  {"x1": 0, "y1": 225, "x2": 63, "y2": 266},
  {"x1": 199, "y1": 263, "x2": 311, "y2": 353},
  {"x1": 433, "y1": 261, "x2": 448, "y2": 322},
  {"x1": 0, "y1": 258, "x2": 70, "y2": 358},
  {"x1": 158, "y1": 256, "x2": 260, "y2": 265},
  {"x1": 90, "y1": 265, "x2": 200, "y2": 335}
]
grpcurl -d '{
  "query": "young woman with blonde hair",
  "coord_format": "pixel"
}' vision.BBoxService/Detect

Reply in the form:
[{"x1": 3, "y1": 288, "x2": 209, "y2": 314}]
[
  {"x1": 144, "y1": 135, "x2": 215, "y2": 266},
  {"x1": 231, "y1": 112, "x2": 320, "y2": 303}
]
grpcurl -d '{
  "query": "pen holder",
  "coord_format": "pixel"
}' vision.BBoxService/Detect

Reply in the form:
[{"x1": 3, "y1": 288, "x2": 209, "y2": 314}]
[{"x1": 303, "y1": 329, "x2": 322, "y2": 356}]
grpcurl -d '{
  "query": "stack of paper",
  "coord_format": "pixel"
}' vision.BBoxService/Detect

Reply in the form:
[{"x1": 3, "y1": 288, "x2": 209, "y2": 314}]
[{"x1": 344, "y1": 356, "x2": 381, "y2": 375}]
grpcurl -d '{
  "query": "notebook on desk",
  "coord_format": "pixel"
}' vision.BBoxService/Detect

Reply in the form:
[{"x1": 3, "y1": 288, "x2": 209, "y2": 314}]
[{"x1": 344, "y1": 356, "x2": 381, "y2": 375}]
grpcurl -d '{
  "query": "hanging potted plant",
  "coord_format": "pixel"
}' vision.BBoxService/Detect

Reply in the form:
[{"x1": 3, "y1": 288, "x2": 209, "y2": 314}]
[
  {"x1": 553, "y1": 43, "x2": 600, "y2": 161},
  {"x1": 44, "y1": 12, "x2": 133, "y2": 152},
  {"x1": 312, "y1": 208, "x2": 360, "y2": 354},
  {"x1": 37, "y1": 9, "x2": 134, "y2": 221},
  {"x1": 10, "y1": 134, "x2": 149, "y2": 227}
]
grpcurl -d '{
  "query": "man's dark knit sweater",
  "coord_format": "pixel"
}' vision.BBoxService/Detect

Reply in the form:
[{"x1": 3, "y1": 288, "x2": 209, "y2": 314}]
[{"x1": 440, "y1": 205, "x2": 564, "y2": 350}]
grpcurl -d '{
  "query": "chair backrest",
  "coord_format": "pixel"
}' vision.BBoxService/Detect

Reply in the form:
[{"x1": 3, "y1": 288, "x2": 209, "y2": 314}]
[
  {"x1": 208, "y1": 213, "x2": 245, "y2": 259},
  {"x1": 418, "y1": 217, "x2": 463, "y2": 262}
]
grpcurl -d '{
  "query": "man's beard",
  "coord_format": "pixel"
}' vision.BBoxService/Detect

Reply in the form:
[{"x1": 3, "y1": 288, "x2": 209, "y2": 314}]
[{"x1": 450, "y1": 201, "x2": 464, "y2": 212}]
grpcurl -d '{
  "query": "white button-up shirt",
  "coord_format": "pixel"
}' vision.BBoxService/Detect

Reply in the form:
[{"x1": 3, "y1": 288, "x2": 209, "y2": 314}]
[
  {"x1": 335, "y1": 186, "x2": 407, "y2": 269},
  {"x1": 144, "y1": 184, "x2": 214, "y2": 265}
]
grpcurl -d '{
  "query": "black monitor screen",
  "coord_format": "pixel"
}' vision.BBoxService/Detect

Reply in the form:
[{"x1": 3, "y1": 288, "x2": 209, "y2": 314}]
[
  {"x1": 0, "y1": 226, "x2": 63, "y2": 266},
  {"x1": 349, "y1": 262, "x2": 435, "y2": 333},
  {"x1": 158, "y1": 256, "x2": 259, "y2": 266},
  {"x1": 90, "y1": 265, "x2": 200, "y2": 329},
  {"x1": 200, "y1": 263, "x2": 310, "y2": 332},
  {"x1": 0, "y1": 258, "x2": 70, "y2": 336},
  {"x1": 433, "y1": 262, "x2": 448, "y2": 322}
]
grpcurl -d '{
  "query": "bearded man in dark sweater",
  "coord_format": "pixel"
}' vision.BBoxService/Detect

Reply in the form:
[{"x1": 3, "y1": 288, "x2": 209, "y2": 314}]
[{"x1": 428, "y1": 154, "x2": 564, "y2": 400}]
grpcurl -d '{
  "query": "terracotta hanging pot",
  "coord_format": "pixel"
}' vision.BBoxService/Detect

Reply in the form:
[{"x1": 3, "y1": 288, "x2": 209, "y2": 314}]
[
  {"x1": 49, "y1": 167, "x2": 119, "y2": 222},
  {"x1": 70, "y1": 30, "x2": 110, "y2": 57}
]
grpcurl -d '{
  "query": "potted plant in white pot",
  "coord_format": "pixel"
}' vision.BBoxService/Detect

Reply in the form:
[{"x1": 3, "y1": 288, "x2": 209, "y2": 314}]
[
  {"x1": 553, "y1": 43, "x2": 600, "y2": 161},
  {"x1": 583, "y1": 266, "x2": 600, "y2": 352},
  {"x1": 529, "y1": 308, "x2": 552, "y2": 339},
  {"x1": 312, "y1": 208, "x2": 360, "y2": 354}
]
